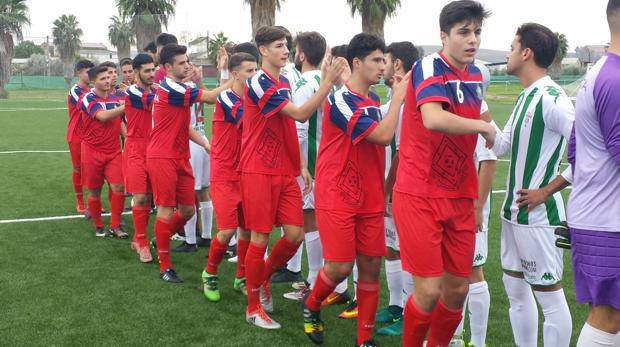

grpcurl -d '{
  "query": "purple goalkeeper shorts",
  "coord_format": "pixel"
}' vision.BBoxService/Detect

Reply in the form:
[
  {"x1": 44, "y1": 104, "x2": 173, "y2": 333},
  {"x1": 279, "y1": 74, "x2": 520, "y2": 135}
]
[{"x1": 571, "y1": 228, "x2": 620, "y2": 310}]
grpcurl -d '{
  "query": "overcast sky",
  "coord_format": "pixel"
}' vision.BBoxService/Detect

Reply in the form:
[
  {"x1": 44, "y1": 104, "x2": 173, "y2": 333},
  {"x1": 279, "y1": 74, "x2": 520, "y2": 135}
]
[{"x1": 23, "y1": 0, "x2": 610, "y2": 52}]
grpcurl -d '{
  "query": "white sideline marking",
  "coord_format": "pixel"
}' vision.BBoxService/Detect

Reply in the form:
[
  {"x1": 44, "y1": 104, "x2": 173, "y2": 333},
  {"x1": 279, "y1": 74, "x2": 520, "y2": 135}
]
[
  {"x1": 497, "y1": 159, "x2": 569, "y2": 166},
  {"x1": 0, "y1": 211, "x2": 132, "y2": 224},
  {"x1": 0, "y1": 107, "x2": 67, "y2": 112},
  {"x1": 0, "y1": 150, "x2": 69, "y2": 154}
]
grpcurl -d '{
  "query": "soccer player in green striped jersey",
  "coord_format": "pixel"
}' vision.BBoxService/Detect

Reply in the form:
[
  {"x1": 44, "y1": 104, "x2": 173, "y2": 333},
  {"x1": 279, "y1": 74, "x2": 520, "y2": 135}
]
[{"x1": 492, "y1": 23, "x2": 574, "y2": 347}]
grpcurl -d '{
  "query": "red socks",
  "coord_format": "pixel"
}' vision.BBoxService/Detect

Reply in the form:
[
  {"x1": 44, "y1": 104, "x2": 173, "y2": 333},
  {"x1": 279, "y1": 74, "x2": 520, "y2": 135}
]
[
  {"x1": 403, "y1": 297, "x2": 432, "y2": 347},
  {"x1": 72, "y1": 172, "x2": 83, "y2": 205},
  {"x1": 245, "y1": 242, "x2": 267, "y2": 312},
  {"x1": 305, "y1": 269, "x2": 337, "y2": 311},
  {"x1": 427, "y1": 300, "x2": 463, "y2": 347},
  {"x1": 356, "y1": 280, "x2": 379, "y2": 345},
  {"x1": 170, "y1": 210, "x2": 188, "y2": 236},
  {"x1": 88, "y1": 196, "x2": 103, "y2": 228},
  {"x1": 235, "y1": 239, "x2": 250, "y2": 278},
  {"x1": 154, "y1": 218, "x2": 172, "y2": 272},
  {"x1": 132, "y1": 204, "x2": 150, "y2": 248},
  {"x1": 205, "y1": 236, "x2": 228, "y2": 274},
  {"x1": 109, "y1": 190, "x2": 125, "y2": 228},
  {"x1": 263, "y1": 237, "x2": 300, "y2": 281}
]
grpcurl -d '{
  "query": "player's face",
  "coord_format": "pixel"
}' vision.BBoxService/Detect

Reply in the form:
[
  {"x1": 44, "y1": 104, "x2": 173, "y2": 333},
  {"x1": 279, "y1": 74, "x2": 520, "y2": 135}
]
[
  {"x1": 355, "y1": 49, "x2": 385, "y2": 85},
  {"x1": 263, "y1": 38, "x2": 289, "y2": 69},
  {"x1": 137, "y1": 63, "x2": 156, "y2": 87},
  {"x1": 121, "y1": 65, "x2": 134, "y2": 84},
  {"x1": 107, "y1": 67, "x2": 117, "y2": 85},
  {"x1": 384, "y1": 53, "x2": 395, "y2": 87},
  {"x1": 233, "y1": 61, "x2": 258, "y2": 83},
  {"x1": 441, "y1": 21, "x2": 482, "y2": 69},
  {"x1": 77, "y1": 68, "x2": 90, "y2": 85},
  {"x1": 93, "y1": 72, "x2": 111, "y2": 92},
  {"x1": 506, "y1": 35, "x2": 525, "y2": 76},
  {"x1": 168, "y1": 54, "x2": 192, "y2": 80}
]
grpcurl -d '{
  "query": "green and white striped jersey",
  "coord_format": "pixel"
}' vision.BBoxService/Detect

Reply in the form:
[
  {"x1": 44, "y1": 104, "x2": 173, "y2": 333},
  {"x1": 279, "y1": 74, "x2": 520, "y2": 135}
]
[
  {"x1": 292, "y1": 70, "x2": 322, "y2": 178},
  {"x1": 281, "y1": 63, "x2": 302, "y2": 90},
  {"x1": 493, "y1": 76, "x2": 574, "y2": 227}
]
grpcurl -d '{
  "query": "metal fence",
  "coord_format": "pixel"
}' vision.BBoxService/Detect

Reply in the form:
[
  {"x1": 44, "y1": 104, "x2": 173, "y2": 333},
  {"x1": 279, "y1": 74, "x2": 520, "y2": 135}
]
[{"x1": 6, "y1": 75, "x2": 221, "y2": 90}]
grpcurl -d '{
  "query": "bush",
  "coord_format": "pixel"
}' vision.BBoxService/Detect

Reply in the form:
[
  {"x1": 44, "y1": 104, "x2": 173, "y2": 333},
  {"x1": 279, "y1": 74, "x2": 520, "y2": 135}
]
[
  {"x1": 562, "y1": 64, "x2": 586, "y2": 76},
  {"x1": 23, "y1": 54, "x2": 64, "y2": 76}
]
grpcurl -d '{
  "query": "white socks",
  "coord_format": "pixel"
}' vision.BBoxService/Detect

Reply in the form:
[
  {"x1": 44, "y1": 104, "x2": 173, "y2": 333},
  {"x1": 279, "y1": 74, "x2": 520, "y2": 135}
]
[
  {"x1": 469, "y1": 281, "x2": 491, "y2": 347},
  {"x1": 503, "y1": 274, "x2": 538, "y2": 347},
  {"x1": 200, "y1": 201, "x2": 213, "y2": 239},
  {"x1": 534, "y1": 288, "x2": 572, "y2": 347},
  {"x1": 305, "y1": 231, "x2": 323, "y2": 288},
  {"x1": 577, "y1": 322, "x2": 616, "y2": 346},
  {"x1": 402, "y1": 270, "x2": 414, "y2": 303},
  {"x1": 287, "y1": 242, "x2": 303, "y2": 273},
  {"x1": 183, "y1": 213, "x2": 197, "y2": 244},
  {"x1": 385, "y1": 259, "x2": 404, "y2": 307}
]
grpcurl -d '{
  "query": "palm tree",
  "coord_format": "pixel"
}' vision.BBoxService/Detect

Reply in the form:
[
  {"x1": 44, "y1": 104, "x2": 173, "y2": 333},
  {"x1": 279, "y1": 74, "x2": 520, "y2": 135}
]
[
  {"x1": 116, "y1": 0, "x2": 176, "y2": 52},
  {"x1": 0, "y1": 0, "x2": 30, "y2": 98},
  {"x1": 347, "y1": 0, "x2": 401, "y2": 40},
  {"x1": 108, "y1": 14, "x2": 134, "y2": 60},
  {"x1": 244, "y1": 0, "x2": 283, "y2": 39},
  {"x1": 52, "y1": 14, "x2": 82, "y2": 88},
  {"x1": 207, "y1": 32, "x2": 234, "y2": 64}
]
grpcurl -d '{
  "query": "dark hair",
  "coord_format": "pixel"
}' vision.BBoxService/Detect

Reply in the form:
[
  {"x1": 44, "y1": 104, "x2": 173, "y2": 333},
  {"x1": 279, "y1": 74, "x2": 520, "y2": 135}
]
[
  {"x1": 156, "y1": 33, "x2": 178, "y2": 47},
  {"x1": 255, "y1": 26, "x2": 287, "y2": 48},
  {"x1": 75, "y1": 59, "x2": 94, "y2": 72},
  {"x1": 132, "y1": 53, "x2": 154, "y2": 70},
  {"x1": 274, "y1": 25, "x2": 293, "y2": 51},
  {"x1": 232, "y1": 42, "x2": 260, "y2": 63},
  {"x1": 608, "y1": 0, "x2": 620, "y2": 27},
  {"x1": 516, "y1": 23, "x2": 559, "y2": 69},
  {"x1": 159, "y1": 44, "x2": 187, "y2": 67},
  {"x1": 100, "y1": 61, "x2": 117, "y2": 70},
  {"x1": 331, "y1": 45, "x2": 348, "y2": 59},
  {"x1": 88, "y1": 64, "x2": 109, "y2": 81},
  {"x1": 439, "y1": 0, "x2": 491, "y2": 34},
  {"x1": 229, "y1": 52, "x2": 257, "y2": 71},
  {"x1": 295, "y1": 31, "x2": 326, "y2": 67},
  {"x1": 144, "y1": 41, "x2": 157, "y2": 53},
  {"x1": 119, "y1": 57, "x2": 132, "y2": 67},
  {"x1": 386, "y1": 41, "x2": 418, "y2": 73},
  {"x1": 347, "y1": 33, "x2": 386, "y2": 69}
]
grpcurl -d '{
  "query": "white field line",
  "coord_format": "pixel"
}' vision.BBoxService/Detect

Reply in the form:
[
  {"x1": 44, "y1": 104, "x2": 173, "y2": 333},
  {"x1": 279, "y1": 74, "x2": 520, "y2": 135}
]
[
  {"x1": 0, "y1": 150, "x2": 69, "y2": 154},
  {"x1": 0, "y1": 211, "x2": 132, "y2": 224},
  {"x1": 0, "y1": 107, "x2": 67, "y2": 112}
]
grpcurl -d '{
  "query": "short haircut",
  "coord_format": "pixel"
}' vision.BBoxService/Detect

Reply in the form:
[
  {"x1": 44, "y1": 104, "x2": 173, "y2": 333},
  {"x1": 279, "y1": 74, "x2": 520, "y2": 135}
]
[
  {"x1": 274, "y1": 25, "x2": 293, "y2": 51},
  {"x1": 386, "y1": 41, "x2": 419, "y2": 73},
  {"x1": 100, "y1": 61, "x2": 117, "y2": 69},
  {"x1": 75, "y1": 59, "x2": 94, "y2": 72},
  {"x1": 254, "y1": 26, "x2": 287, "y2": 48},
  {"x1": 331, "y1": 45, "x2": 348, "y2": 59},
  {"x1": 347, "y1": 33, "x2": 386, "y2": 69},
  {"x1": 144, "y1": 41, "x2": 157, "y2": 53},
  {"x1": 608, "y1": 0, "x2": 620, "y2": 30},
  {"x1": 88, "y1": 64, "x2": 109, "y2": 81},
  {"x1": 516, "y1": 23, "x2": 559, "y2": 69},
  {"x1": 439, "y1": 0, "x2": 491, "y2": 34},
  {"x1": 156, "y1": 33, "x2": 178, "y2": 47},
  {"x1": 159, "y1": 44, "x2": 187, "y2": 67},
  {"x1": 295, "y1": 31, "x2": 326, "y2": 67},
  {"x1": 119, "y1": 57, "x2": 132, "y2": 67},
  {"x1": 229, "y1": 52, "x2": 257, "y2": 71},
  {"x1": 232, "y1": 42, "x2": 260, "y2": 62},
  {"x1": 132, "y1": 53, "x2": 154, "y2": 70}
]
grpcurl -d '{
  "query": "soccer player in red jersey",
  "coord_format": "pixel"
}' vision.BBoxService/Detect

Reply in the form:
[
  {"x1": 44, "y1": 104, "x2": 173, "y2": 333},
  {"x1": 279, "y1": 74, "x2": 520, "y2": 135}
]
[
  {"x1": 392, "y1": 2, "x2": 496, "y2": 346},
  {"x1": 239, "y1": 26, "x2": 346, "y2": 329},
  {"x1": 123, "y1": 54, "x2": 156, "y2": 263},
  {"x1": 119, "y1": 58, "x2": 134, "y2": 92},
  {"x1": 146, "y1": 43, "x2": 229, "y2": 283},
  {"x1": 100, "y1": 61, "x2": 126, "y2": 101},
  {"x1": 153, "y1": 33, "x2": 177, "y2": 84},
  {"x1": 301, "y1": 33, "x2": 408, "y2": 347},
  {"x1": 67, "y1": 59, "x2": 94, "y2": 213},
  {"x1": 202, "y1": 52, "x2": 258, "y2": 302},
  {"x1": 80, "y1": 65, "x2": 128, "y2": 238}
]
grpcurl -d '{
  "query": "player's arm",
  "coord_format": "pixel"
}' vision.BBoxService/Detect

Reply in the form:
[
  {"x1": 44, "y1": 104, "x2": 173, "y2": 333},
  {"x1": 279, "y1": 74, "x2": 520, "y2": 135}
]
[
  {"x1": 189, "y1": 125, "x2": 210, "y2": 153},
  {"x1": 475, "y1": 158, "x2": 496, "y2": 230},
  {"x1": 95, "y1": 104, "x2": 125, "y2": 122},
  {"x1": 366, "y1": 72, "x2": 411, "y2": 145},
  {"x1": 421, "y1": 103, "x2": 496, "y2": 147},
  {"x1": 280, "y1": 58, "x2": 347, "y2": 122},
  {"x1": 385, "y1": 151, "x2": 399, "y2": 198},
  {"x1": 197, "y1": 79, "x2": 233, "y2": 104},
  {"x1": 299, "y1": 156, "x2": 312, "y2": 196}
]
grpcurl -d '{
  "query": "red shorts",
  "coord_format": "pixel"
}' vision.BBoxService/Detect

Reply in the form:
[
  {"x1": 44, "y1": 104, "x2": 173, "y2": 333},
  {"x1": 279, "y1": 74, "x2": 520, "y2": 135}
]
[
  {"x1": 316, "y1": 209, "x2": 385, "y2": 262},
  {"x1": 392, "y1": 191, "x2": 475, "y2": 277},
  {"x1": 81, "y1": 144, "x2": 123, "y2": 189},
  {"x1": 68, "y1": 141, "x2": 81, "y2": 168},
  {"x1": 123, "y1": 139, "x2": 150, "y2": 194},
  {"x1": 240, "y1": 173, "x2": 302, "y2": 233},
  {"x1": 147, "y1": 158, "x2": 195, "y2": 207},
  {"x1": 211, "y1": 180, "x2": 245, "y2": 230}
]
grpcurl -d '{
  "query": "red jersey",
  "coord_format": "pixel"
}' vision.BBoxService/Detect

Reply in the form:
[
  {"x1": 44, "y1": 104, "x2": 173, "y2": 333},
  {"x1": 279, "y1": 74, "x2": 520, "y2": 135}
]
[
  {"x1": 147, "y1": 77, "x2": 203, "y2": 160},
  {"x1": 238, "y1": 68, "x2": 299, "y2": 176},
  {"x1": 124, "y1": 84, "x2": 155, "y2": 140},
  {"x1": 153, "y1": 66, "x2": 167, "y2": 84},
  {"x1": 80, "y1": 91, "x2": 122, "y2": 154},
  {"x1": 211, "y1": 88, "x2": 244, "y2": 182},
  {"x1": 315, "y1": 84, "x2": 385, "y2": 213},
  {"x1": 395, "y1": 52, "x2": 483, "y2": 199},
  {"x1": 66, "y1": 84, "x2": 89, "y2": 143}
]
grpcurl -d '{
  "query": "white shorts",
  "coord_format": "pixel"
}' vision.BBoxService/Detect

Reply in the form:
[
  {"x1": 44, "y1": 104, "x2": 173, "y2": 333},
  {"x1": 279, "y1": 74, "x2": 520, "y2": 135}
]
[
  {"x1": 296, "y1": 175, "x2": 315, "y2": 210},
  {"x1": 189, "y1": 140, "x2": 210, "y2": 190},
  {"x1": 500, "y1": 219, "x2": 564, "y2": 286},
  {"x1": 384, "y1": 203, "x2": 399, "y2": 251}
]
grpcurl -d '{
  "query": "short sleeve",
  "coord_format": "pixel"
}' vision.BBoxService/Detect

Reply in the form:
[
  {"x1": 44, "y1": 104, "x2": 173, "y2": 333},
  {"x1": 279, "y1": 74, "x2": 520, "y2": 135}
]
[
  {"x1": 328, "y1": 93, "x2": 378, "y2": 145},
  {"x1": 543, "y1": 93, "x2": 575, "y2": 139},
  {"x1": 163, "y1": 79, "x2": 202, "y2": 107},
  {"x1": 83, "y1": 95, "x2": 102, "y2": 118},
  {"x1": 412, "y1": 57, "x2": 450, "y2": 109},
  {"x1": 247, "y1": 74, "x2": 289, "y2": 118},
  {"x1": 594, "y1": 74, "x2": 620, "y2": 165},
  {"x1": 292, "y1": 77, "x2": 316, "y2": 107},
  {"x1": 217, "y1": 92, "x2": 243, "y2": 125},
  {"x1": 480, "y1": 100, "x2": 489, "y2": 114}
]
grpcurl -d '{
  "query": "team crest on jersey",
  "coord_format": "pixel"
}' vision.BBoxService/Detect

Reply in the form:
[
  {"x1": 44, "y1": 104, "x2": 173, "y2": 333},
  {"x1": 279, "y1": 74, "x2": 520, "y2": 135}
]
[
  {"x1": 337, "y1": 161, "x2": 362, "y2": 205},
  {"x1": 431, "y1": 136, "x2": 466, "y2": 190},
  {"x1": 524, "y1": 110, "x2": 533, "y2": 125},
  {"x1": 256, "y1": 128, "x2": 282, "y2": 168}
]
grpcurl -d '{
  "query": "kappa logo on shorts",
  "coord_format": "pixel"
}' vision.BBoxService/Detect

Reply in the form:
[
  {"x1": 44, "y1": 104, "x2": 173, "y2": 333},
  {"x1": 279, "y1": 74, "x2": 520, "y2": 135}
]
[
  {"x1": 256, "y1": 128, "x2": 282, "y2": 168},
  {"x1": 474, "y1": 254, "x2": 484, "y2": 263},
  {"x1": 541, "y1": 272, "x2": 555, "y2": 282},
  {"x1": 431, "y1": 136, "x2": 466, "y2": 190},
  {"x1": 336, "y1": 160, "x2": 362, "y2": 205}
]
